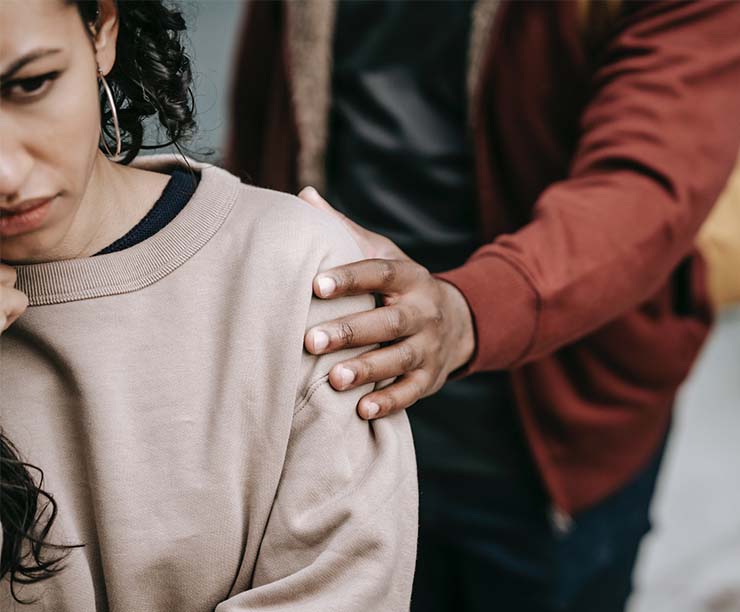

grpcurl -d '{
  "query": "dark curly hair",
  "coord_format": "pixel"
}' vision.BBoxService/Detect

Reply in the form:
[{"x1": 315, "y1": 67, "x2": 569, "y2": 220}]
[
  {"x1": 75, "y1": 0, "x2": 196, "y2": 164},
  {"x1": 0, "y1": 431, "x2": 83, "y2": 604},
  {"x1": 1, "y1": 1, "x2": 196, "y2": 603}
]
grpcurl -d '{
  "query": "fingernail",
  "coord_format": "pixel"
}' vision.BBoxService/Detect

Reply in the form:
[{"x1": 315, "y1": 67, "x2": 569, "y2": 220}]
[
  {"x1": 311, "y1": 330, "x2": 330, "y2": 352},
  {"x1": 317, "y1": 276, "x2": 336, "y2": 297},
  {"x1": 336, "y1": 365, "x2": 355, "y2": 388},
  {"x1": 364, "y1": 402, "x2": 380, "y2": 419}
]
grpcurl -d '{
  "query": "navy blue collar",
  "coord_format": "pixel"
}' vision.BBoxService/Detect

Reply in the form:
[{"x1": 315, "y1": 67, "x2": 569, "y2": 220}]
[{"x1": 95, "y1": 169, "x2": 198, "y2": 256}]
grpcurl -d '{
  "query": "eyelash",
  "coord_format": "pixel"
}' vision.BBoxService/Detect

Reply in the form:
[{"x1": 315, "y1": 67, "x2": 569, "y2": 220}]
[{"x1": 1, "y1": 71, "x2": 60, "y2": 101}]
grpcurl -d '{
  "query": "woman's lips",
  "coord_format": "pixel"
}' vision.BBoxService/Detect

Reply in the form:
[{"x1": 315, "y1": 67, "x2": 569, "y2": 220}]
[{"x1": 0, "y1": 196, "x2": 55, "y2": 238}]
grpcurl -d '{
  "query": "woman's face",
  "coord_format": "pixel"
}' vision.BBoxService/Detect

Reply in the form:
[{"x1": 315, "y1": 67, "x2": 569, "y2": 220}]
[{"x1": 0, "y1": 0, "x2": 117, "y2": 263}]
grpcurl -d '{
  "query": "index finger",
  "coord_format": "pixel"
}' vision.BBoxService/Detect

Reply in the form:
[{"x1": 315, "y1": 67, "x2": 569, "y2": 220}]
[{"x1": 314, "y1": 258, "x2": 420, "y2": 299}]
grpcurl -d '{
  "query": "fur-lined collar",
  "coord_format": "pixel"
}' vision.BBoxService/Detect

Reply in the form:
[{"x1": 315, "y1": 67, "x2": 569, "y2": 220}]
[{"x1": 284, "y1": 0, "x2": 500, "y2": 191}]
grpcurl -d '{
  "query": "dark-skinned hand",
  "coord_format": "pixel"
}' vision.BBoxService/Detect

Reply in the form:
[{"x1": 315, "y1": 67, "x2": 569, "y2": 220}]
[{"x1": 299, "y1": 187, "x2": 476, "y2": 420}]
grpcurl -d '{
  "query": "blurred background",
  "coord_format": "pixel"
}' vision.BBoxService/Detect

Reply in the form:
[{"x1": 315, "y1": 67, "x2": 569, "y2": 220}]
[{"x1": 177, "y1": 2, "x2": 740, "y2": 610}]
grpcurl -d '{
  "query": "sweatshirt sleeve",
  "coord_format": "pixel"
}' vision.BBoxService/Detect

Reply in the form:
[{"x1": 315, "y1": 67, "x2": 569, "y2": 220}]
[
  {"x1": 215, "y1": 213, "x2": 418, "y2": 612},
  {"x1": 436, "y1": 0, "x2": 740, "y2": 373}
]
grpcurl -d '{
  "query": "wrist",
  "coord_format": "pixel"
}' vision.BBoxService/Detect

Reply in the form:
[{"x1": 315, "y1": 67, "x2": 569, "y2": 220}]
[{"x1": 438, "y1": 278, "x2": 475, "y2": 372}]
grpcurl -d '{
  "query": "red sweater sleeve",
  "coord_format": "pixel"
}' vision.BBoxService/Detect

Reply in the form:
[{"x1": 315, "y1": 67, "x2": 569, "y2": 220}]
[{"x1": 437, "y1": 0, "x2": 740, "y2": 373}]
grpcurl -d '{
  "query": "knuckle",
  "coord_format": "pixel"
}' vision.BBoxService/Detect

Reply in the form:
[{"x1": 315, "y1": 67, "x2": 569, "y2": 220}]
[
  {"x1": 430, "y1": 336, "x2": 444, "y2": 359},
  {"x1": 377, "y1": 259, "x2": 397, "y2": 285},
  {"x1": 397, "y1": 342, "x2": 418, "y2": 371},
  {"x1": 337, "y1": 321, "x2": 355, "y2": 346},
  {"x1": 385, "y1": 307, "x2": 407, "y2": 338},
  {"x1": 357, "y1": 358, "x2": 375, "y2": 382},
  {"x1": 384, "y1": 393, "x2": 398, "y2": 413},
  {"x1": 413, "y1": 262, "x2": 429, "y2": 283},
  {"x1": 338, "y1": 269, "x2": 358, "y2": 293},
  {"x1": 404, "y1": 303, "x2": 423, "y2": 331},
  {"x1": 430, "y1": 306, "x2": 445, "y2": 328}
]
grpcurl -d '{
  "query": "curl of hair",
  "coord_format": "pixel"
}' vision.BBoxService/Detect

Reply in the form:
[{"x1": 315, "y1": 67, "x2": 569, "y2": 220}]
[
  {"x1": 74, "y1": 0, "x2": 196, "y2": 163},
  {"x1": 0, "y1": 430, "x2": 84, "y2": 604}
]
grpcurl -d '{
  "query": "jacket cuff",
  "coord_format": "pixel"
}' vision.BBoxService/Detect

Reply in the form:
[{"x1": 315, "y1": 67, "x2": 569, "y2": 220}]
[{"x1": 434, "y1": 254, "x2": 539, "y2": 376}]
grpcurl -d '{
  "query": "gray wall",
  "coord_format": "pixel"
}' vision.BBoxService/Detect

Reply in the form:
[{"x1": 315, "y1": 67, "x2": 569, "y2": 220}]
[
  {"x1": 186, "y1": 1, "x2": 244, "y2": 161},
  {"x1": 629, "y1": 307, "x2": 740, "y2": 612},
  {"x1": 146, "y1": 1, "x2": 244, "y2": 162}
]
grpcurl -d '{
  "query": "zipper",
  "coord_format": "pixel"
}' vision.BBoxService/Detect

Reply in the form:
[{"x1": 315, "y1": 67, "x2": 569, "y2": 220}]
[{"x1": 549, "y1": 503, "x2": 574, "y2": 537}]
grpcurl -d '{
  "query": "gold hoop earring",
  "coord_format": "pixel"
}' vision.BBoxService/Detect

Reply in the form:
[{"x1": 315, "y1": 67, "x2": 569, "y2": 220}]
[{"x1": 98, "y1": 69, "x2": 123, "y2": 161}]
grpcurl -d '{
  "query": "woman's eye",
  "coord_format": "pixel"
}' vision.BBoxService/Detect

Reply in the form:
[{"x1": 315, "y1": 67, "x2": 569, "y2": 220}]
[{"x1": 2, "y1": 72, "x2": 59, "y2": 100}]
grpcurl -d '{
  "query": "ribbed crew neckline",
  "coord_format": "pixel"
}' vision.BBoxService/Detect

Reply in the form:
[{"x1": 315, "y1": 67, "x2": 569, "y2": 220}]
[
  {"x1": 14, "y1": 155, "x2": 241, "y2": 307},
  {"x1": 94, "y1": 169, "x2": 199, "y2": 256}
]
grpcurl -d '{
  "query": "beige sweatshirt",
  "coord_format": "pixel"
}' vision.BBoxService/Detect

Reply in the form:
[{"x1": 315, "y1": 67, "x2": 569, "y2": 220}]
[{"x1": 0, "y1": 156, "x2": 418, "y2": 611}]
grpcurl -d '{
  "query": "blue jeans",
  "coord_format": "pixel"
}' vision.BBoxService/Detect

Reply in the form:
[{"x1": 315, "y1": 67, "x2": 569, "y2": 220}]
[{"x1": 410, "y1": 433, "x2": 667, "y2": 612}]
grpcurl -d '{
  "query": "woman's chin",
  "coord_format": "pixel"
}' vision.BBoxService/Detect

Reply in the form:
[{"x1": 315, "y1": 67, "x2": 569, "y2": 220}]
[{"x1": 1, "y1": 232, "x2": 56, "y2": 265}]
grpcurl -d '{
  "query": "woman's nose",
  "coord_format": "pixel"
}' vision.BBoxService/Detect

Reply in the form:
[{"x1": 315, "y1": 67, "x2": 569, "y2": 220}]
[{"x1": 0, "y1": 119, "x2": 34, "y2": 204}]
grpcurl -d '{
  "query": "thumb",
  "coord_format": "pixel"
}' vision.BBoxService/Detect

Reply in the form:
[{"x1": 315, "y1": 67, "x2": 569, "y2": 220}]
[
  {"x1": 298, "y1": 186, "x2": 343, "y2": 217},
  {"x1": 298, "y1": 186, "x2": 365, "y2": 237},
  {"x1": 298, "y1": 187, "x2": 407, "y2": 260}
]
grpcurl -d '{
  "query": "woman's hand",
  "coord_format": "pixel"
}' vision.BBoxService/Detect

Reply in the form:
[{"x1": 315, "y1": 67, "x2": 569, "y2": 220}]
[
  {"x1": 299, "y1": 187, "x2": 475, "y2": 420},
  {"x1": 0, "y1": 264, "x2": 28, "y2": 333}
]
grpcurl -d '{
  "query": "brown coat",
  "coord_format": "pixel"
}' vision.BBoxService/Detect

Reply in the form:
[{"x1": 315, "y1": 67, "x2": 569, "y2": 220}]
[{"x1": 226, "y1": 0, "x2": 740, "y2": 513}]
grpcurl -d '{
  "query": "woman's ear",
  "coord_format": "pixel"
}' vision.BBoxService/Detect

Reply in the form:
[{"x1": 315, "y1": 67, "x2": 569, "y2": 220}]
[{"x1": 93, "y1": 0, "x2": 119, "y2": 76}]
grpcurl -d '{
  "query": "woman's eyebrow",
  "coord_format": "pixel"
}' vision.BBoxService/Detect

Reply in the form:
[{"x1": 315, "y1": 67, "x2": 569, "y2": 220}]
[{"x1": 0, "y1": 48, "x2": 62, "y2": 82}]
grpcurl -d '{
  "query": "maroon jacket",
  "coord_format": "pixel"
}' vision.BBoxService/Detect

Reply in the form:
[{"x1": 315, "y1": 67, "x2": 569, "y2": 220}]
[{"x1": 226, "y1": 0, "x2": 740, "y2": 513}]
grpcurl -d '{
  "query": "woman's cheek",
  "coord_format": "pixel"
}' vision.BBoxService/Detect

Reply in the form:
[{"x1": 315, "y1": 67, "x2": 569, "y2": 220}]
[
  {"x1": 43, "y1": 66, "x2": 102, "y2": 212},
  {"x1": 53, "y1": 67, "x2": 101, "y2": 166}
]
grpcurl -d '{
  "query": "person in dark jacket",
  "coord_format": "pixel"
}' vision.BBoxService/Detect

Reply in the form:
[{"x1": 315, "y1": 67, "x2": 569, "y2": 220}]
[{"x1": 226, "y1": 1, "x2": 740, "y2": 610}]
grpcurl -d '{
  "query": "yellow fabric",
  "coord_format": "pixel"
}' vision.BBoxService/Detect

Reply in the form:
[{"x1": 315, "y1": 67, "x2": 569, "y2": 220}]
[{"x1": 697, "y1": 151, "x2": 740, "y2": 310}]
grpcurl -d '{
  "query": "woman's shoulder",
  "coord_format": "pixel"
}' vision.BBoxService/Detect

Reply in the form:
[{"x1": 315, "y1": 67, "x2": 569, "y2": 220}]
[
  {"x1": 212, "y1": 173, "x2": 376, "y2": 400},
  {"x1": 135, "y1": 156, "x2": 360, "y2": 267},
  {"x1": 224, "y1": 177, "x2": 365, "y2": 271},
  {"x1": 232, "y1": 181, "x2": 344, "y2": 235}
]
